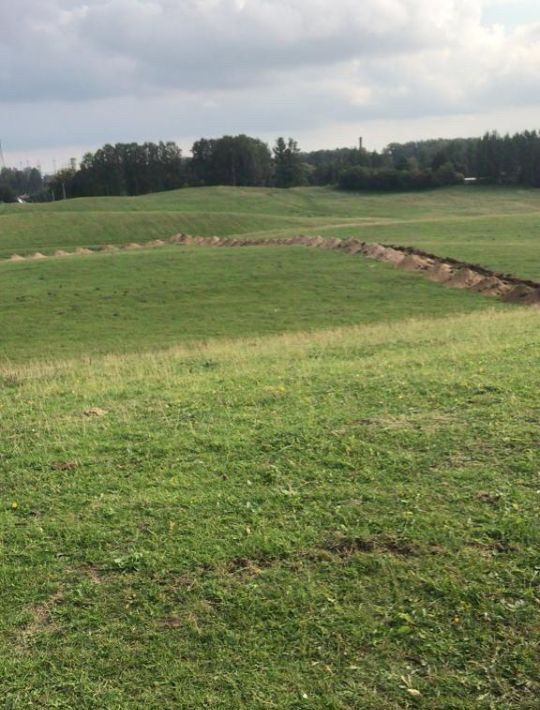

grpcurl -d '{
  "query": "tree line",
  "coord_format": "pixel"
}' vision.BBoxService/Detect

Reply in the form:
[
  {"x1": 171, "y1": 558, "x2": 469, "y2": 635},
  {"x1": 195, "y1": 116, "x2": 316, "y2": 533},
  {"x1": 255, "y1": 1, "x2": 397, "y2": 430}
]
[{"x1": 1, "y1": 129, "x2": 540, "y2": 202}]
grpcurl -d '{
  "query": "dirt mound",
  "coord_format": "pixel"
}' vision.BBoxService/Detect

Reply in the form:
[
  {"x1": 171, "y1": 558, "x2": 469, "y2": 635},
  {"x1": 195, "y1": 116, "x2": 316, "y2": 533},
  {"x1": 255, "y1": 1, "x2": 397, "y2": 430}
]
[
  {"x1": 29, "y1": 252, "x2": 47, "y2": 260},
  {"x1": 380, "y1": 247, "x2": 407, "y2": 265},
  {"x1": 124, "y1": 242, "x2": 142, "y2": 250},
  {"x1": 10, "y1": 254, "x2": 25, "y2": 262},
  {"x1": 319, "y1": 238, "x2": 343, "y2": 250},
  {"x1": 306, "y1": 236, "x2": 325, "y2": 248},
  {"x1": 398, "y1": 253, "x2": 429, "y2": 271},
  {"x1": 503, "y1": 284, "x2": 540, "y2": 305},
  {"x1": 472, "y1": 276, "x2": 511, "y2": 297},
  {"x1": 363, "y1": 243, "x2": 388, "y2": 259},
  {"x1": 146, "y1": 239, "x2": 165, "y2": 248},
  {"x1": 343, "y1": 240, "x2": 367, "y2": 255},
  {"x1": 426, "y1": 263, "x2": 453, "y2": 283},
  {"x1": 100, "y1": 244, "x2": 119, "y2": 252},
  {"x1": 445, "y1": 267, "x2": 485, "y2": 289},
  {"x1": 54, "y1": 250, "x2": 70, "y2": 257},
  {"x1": 75, "y1": 247, "x2": 93, "y2": 255}
]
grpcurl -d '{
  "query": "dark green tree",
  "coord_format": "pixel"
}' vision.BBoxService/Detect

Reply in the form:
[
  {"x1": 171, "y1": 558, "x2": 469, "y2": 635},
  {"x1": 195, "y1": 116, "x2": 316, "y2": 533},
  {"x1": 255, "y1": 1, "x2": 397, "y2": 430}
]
[{"x1": 273, "y1": 137, "x2": 306, "y2": 188}]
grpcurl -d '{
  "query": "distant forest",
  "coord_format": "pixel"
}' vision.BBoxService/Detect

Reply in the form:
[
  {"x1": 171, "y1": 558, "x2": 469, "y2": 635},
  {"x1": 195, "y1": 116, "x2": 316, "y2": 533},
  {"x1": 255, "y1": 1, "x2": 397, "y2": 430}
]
[{"x1": 1, "y1": 130, "x2": 540, "y2": 202}]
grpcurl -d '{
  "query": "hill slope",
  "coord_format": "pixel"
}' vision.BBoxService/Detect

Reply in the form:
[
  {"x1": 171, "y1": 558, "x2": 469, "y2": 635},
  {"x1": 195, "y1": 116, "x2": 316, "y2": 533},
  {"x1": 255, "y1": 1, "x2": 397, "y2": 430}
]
[
  {"x1": 1, "y1": 309, "x2": 538, "y2": 707},
  {"x1": 1, "y1": 185, "x2": 540, "y2": 278},
  {"x1": 0, "y1": 245, "x2": 506, "y2": 362}
]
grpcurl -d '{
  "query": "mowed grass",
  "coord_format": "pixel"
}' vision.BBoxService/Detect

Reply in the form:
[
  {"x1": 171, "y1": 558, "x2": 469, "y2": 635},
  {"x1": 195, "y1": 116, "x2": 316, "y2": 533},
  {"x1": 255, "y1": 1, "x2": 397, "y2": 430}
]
[
  {"x1": 0, "y1": 245, "x2": 506, "y2": 363},
  {"x1": 1, "y1": 309, "x2": 539, "y2": 707},
  {"x1": 1, "y1": 185, "x2": 540, "y2": 278}
]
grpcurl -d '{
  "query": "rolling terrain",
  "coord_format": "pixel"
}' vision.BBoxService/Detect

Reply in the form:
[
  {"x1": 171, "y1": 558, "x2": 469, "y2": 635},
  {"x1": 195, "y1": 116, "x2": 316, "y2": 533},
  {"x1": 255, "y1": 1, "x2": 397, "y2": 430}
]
[
  {"x1": 0, "y1": 186, "x2": 538, "y2": 707},
  {"x1": 1, "y1": 185, "x2": 540, "y2": 278}
]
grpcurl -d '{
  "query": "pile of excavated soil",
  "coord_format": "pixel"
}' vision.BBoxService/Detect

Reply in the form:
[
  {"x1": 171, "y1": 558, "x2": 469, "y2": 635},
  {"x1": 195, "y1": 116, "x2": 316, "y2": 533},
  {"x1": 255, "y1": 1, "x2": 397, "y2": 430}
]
[
  {"x1": 445, "y1": 267, "x2": 486, "y2": 289},
  {"x1": 503, "y1": 284, "x2": 540, "y2": 305},
  {"x1": 3, "y1": 231, "x2": 539, "y2": 307},
  {"x1": 165, "y1": 234, "x2": 540, "y2": 307}
]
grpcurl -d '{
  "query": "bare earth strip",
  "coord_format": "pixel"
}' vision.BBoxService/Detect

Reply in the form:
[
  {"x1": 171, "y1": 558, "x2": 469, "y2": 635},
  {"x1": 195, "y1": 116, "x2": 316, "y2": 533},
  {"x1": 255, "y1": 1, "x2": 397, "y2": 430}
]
[{"x1": 3, "y1": 233, "x2": 539, "y2": 306}]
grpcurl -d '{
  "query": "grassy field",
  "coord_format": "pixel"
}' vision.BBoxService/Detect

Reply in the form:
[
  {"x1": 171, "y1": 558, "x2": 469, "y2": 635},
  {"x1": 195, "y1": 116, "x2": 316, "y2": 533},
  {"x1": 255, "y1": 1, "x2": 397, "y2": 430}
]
[
  {"x1": 0, "y1": 245, "x2": 506, "y2": 362},
  {"x1": 0, "y1": 186, "x2": 539, "y2": 707},
  {"x1": 1, "y1": 309, "x2": 539, "y2": 707},
  {"x1": 1, "y1": 185, "x2": 540, "y2": 278}
]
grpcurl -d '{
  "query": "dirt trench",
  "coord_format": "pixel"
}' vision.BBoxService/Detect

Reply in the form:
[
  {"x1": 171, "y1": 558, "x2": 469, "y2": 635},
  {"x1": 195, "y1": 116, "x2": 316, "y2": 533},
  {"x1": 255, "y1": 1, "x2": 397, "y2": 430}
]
[
  {"x1": 168, "y1": 233, "x2": 540, "y2": 306},
  {"x1": 2, "y1": 233, "x2": 539, "y2": 306}
]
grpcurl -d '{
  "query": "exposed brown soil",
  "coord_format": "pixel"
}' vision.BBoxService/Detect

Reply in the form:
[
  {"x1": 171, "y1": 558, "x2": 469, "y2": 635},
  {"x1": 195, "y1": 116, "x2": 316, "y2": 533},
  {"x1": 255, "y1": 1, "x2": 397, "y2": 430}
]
[
  {"x1": 3, "y1": 232, "x2": 539, "y2": 306},
  {"x1": 50, "y1": 460, "x2": 79, "y2": 471},
  {"x1": 18, "y1": 590, "x2": 64, "y2": 644},
  {"x1": 82, "y1": 407, "x2": 107, "y2": 417},
  {"x1": 322, "y1": 534, "x2": 419, "y2": 558},
  {"x1": 166, "y1": 233, "x2": 540, "y2": 306}
]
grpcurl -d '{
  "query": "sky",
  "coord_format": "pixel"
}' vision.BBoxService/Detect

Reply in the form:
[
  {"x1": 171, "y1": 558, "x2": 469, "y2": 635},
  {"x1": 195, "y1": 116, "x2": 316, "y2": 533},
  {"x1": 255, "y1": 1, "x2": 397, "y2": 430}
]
[{"x1": 1, "y1": 0, "x2": 539, "y2": 172}]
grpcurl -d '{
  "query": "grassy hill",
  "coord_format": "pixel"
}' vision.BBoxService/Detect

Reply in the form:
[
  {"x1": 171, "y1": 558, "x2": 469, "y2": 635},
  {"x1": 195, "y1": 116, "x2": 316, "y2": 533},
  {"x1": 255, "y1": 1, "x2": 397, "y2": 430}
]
[
  {"x1": 1, "y1": 309, "x2": 538, "y2": 707},
  {"x1": 0, "y1": 186, "x2": 538, "y2": 706},
  {"x1": 0, "y1": 245, "x2": 507, "y2": 362},
  {"x1": 1, "y1": 185, "x2": 540, "y2": 278}
]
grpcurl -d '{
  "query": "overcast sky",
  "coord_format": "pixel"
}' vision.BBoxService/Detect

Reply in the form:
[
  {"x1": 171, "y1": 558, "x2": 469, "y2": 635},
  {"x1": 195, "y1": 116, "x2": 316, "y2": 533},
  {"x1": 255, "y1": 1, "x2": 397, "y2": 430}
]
[{"x1": 1, "y1": 0, "x2": 539, "y2": 171}]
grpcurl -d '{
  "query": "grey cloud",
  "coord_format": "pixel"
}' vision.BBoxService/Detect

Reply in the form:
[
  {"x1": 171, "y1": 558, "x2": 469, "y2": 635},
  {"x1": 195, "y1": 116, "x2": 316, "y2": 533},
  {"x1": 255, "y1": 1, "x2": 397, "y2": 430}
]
[{"x1": 1, "y1": 1, "x2": 539, "y2": 158}]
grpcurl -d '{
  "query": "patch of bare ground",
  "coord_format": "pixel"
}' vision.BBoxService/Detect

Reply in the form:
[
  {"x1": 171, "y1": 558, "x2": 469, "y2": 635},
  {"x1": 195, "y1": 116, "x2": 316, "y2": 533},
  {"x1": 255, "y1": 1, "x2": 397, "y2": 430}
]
[
  {"x1": 50, "y1": 460, "x2": 79, "y2": 471},
  {"x1": 80, "y1": 565, "x2": 105, "y2": 584},
  {"x1": 321, "y1": 534, "x2": 420, "y2": 558},
  {"x1": 18, "y1": 590, "x2": 64, "y2": 645}
]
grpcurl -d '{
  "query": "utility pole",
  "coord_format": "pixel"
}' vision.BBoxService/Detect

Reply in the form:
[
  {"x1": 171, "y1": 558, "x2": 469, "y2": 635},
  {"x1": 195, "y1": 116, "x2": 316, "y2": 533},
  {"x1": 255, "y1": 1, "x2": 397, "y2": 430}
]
[{"x1": 0, "y1": 140, "x2": 6, "y2": 170}]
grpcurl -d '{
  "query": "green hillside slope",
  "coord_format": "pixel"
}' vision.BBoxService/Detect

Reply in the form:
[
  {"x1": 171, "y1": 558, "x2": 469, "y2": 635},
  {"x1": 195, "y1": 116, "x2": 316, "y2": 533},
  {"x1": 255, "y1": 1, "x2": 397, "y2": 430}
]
[
  {"x1": 1, "y1": 186, "x2": 539, "y2": 278},
  {"x1": 1, "y1": 309, "x2": 538, "y2": 707}
]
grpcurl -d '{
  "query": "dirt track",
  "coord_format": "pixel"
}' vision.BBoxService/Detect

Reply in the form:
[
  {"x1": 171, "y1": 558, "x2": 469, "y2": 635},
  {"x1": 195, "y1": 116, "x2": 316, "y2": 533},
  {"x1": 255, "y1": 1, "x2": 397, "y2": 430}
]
[{"x1": 3, "y1": 234, "x2": 539, "y2": 306}]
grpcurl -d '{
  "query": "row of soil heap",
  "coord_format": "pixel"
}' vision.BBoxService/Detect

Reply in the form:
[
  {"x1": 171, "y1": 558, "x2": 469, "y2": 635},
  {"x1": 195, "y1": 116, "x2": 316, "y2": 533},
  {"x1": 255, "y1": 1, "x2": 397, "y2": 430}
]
[
  {"x1": 169, "y1": 233, "x2": 540, "y2": 306},
  {"x1": 2, "y1": 241, "x2": 169, "y2": 263},
  {"x1": 3, "y1": 231, "x2": 539, "y2": 306}
]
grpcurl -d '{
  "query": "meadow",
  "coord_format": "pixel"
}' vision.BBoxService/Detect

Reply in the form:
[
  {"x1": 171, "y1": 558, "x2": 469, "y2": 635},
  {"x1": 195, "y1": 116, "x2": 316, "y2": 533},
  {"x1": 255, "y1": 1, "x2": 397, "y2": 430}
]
[
  {"x1": 0, "y1": 186, "x2": 538, "y2": 707},
  {"x1": 1, "y1": 185, "x2": 540, "y2": 278},
  {"x1": 0, "y1": 245, "x2": 505, "y2": 362}
]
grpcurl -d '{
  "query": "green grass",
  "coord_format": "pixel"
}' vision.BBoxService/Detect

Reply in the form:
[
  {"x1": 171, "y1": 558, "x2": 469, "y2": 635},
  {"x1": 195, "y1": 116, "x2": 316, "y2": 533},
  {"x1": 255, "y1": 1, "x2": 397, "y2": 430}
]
[
  {"x1": 1, "y1": 185, "x2": 540, "y2": 278},
  {"x1": 1, "y1": 309, "x2": 539, "y2": 707},
  {"x1": 0, "y1": 185, "x2": 538, "y2": 706},
  {"x1": 0, "y1": 246, "x2": 504, "y2": 362}
]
